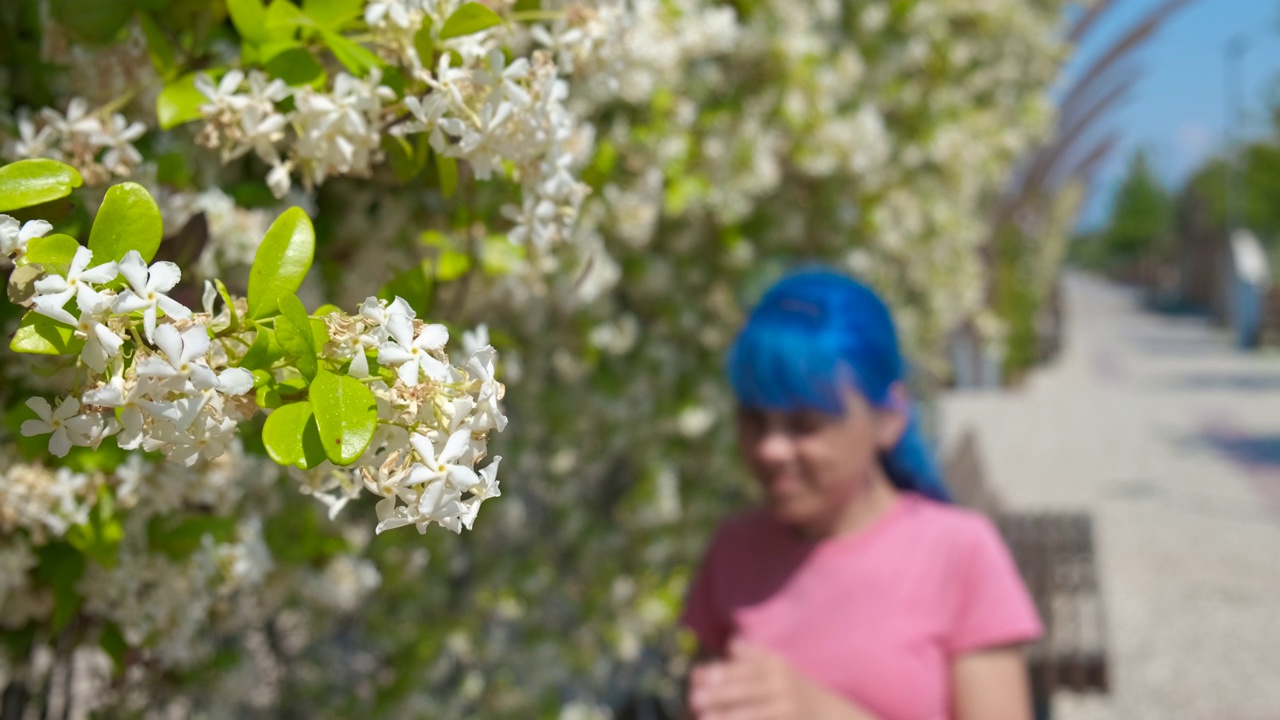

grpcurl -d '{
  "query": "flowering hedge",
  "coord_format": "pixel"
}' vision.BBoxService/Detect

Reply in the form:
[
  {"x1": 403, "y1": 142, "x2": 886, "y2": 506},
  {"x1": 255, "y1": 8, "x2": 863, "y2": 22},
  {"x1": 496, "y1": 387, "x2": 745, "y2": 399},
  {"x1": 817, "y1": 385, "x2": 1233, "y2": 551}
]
[{"x1": 0, "y1": 0, "x2": 1069, "y2": 716}]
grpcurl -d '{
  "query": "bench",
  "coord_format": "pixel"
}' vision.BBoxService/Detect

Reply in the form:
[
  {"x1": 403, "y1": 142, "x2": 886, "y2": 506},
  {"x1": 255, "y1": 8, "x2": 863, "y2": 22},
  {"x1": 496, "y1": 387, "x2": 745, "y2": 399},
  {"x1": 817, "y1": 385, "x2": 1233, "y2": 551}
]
[{"x1": 944, "y1": 428, "x2": 1110, "y2": 718}]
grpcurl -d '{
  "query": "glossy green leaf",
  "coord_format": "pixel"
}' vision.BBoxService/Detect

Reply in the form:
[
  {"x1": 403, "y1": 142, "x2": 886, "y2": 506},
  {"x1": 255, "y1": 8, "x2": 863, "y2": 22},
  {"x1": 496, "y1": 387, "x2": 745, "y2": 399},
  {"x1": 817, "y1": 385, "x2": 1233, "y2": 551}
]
[
  {"x1": 275, "y1": 293, "x2": 318, "y2": 379},
  {"x1": 240, "y1": 326, "x2": 286, "y2": 370},
  {"x1": 247, "y1": 207, "x2": 315, "y2": 319},
  {"x1": 256, "y1": 383, "x2": 285, "y2": 409},
  {"x1": 314, "y1": 303, "x2": 342, "y2": 316},
  {"x1": 436, "y1": 151, "x2": 458, "y2": 198},
  {"x1": 0, "y1": 159, "x2": 84, "y2": 213},
  {"x1": 19, "y1": 233, "x2": 81, "y2": 275},
  {"x1": 262, "y1": 401, "x2": 328, "y2": 469},
  {"x1": 264, "y1": 46, "x2": 327, "y2": 87},
  {"x1": 265, "y1": 0, "x2": 307, "y2": 33},
  {"x1": 440, "y1": 2, "x2": 503, "y2": 39},
  {"x1": 156, "y1": 72, "x2": 211, "y2": 130},
  {"x1": 320, "y1": 29, "x2": 382, "y2": 76},
  {"x1": 10, "y1": 311, "x2": 83, "y2": 355},
  {"x1": 310, "y1": 369, "x2": 377, "y2": 465},
  {"x1": 229, "y1": 0, "x2": 273, "y2": 43},
  {"x1": 303, "y1": 0, "x2": 364, "y2": 29},
  {"x1": 88, "y1": 182, "x2": 163, "y2": 265}
]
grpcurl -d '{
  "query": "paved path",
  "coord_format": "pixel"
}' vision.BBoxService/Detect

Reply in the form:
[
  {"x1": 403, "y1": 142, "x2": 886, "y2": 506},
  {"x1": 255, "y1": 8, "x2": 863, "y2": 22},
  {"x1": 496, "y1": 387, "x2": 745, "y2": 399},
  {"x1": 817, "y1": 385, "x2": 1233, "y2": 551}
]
[{"x1": 939, "y1": 272, "x2": 1280, "y2": 720}]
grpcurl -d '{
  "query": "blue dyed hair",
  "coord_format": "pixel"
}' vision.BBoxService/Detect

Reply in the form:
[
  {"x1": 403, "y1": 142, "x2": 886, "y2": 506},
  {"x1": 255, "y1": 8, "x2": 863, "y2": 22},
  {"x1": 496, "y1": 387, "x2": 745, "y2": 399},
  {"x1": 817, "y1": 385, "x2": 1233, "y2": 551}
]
[{"x1": 727, "y1": 269, "x2": 950, "y2": 502}]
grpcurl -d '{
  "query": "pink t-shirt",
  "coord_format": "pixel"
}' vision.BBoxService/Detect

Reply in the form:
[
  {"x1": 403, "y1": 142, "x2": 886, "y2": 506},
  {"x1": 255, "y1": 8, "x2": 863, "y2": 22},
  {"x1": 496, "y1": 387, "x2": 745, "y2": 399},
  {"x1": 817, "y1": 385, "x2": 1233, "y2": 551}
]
[{"x1": 681, "y1": 493, "x2": 1042, "y2": 720}]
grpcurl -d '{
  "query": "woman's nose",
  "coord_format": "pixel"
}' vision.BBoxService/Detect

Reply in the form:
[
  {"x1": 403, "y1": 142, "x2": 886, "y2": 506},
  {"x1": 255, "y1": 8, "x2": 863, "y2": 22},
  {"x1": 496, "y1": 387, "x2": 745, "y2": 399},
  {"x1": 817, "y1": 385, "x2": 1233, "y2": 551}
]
[{"x1": 754, "y1": 426, "x2": 796, "y2": 465}]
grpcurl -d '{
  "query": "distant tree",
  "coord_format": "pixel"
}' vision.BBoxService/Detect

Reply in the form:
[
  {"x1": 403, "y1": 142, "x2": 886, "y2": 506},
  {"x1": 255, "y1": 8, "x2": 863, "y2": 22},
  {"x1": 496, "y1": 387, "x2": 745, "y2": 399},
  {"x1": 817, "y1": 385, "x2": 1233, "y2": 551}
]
[{"x1": 1105, "y1": 149, "x2": 1174, "y2": 264}]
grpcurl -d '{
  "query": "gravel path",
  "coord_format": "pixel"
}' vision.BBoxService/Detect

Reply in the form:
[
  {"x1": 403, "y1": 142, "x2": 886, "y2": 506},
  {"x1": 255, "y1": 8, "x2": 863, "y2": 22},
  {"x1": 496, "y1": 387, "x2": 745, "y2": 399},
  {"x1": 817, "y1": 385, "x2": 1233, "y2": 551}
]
[{"x1": 939, "y1": 272, "x2": 1280, "y2": 720}]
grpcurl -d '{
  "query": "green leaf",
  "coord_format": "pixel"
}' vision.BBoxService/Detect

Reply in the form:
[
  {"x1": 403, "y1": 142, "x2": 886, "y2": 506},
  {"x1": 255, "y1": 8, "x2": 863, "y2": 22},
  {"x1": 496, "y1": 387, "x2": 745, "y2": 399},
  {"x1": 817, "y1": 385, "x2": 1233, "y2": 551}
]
[
  {"x1": 100, "y1": 623, "x2": 128, "y2": 672},
  {"x1": 262, "y1": 400, "x2": 328, "y2": 469},
  {"x1": 65, "y1": 486, "x2": 122, "y2": 568},
  {"x1": 482, "y1": 234, "x2": 526, "y2": 276},
  {"x1": 10, "y1": 311, "x2": 83, "y2": 355},
  {"x1": 156, "y1": 72, "x2": 212, "y2": 130},
  {"x1": 240, "y1": 325, "x2": 286, "y2": 370},
  {"x1": 314, "y1": 303, "x2": 342, "y2": 316},
  {"x1": 256, "y1": 383, "x2": 285, "y2": 409},
  {"x1": 0, "y1": 159, "x2": 84, "y2": 213},
  {"x1": 435, "y1": 249, "x2": 471, "y2": 281},
  {"x1": 19, "y1": 233, "x2": 81, "y2": 275},
  {"x1": 265, "y1": 0, "x2": 306, "y2": 36},
  {"x1": 229, "y1": 0, "x2": 273, "y2": 43},
  {"x1": 247, "y1": 207, "x2": 315, "y2": 319},
  {"x1": 264, "y1": 46, "x2": 327, "y2": 87},
  {"x1": 320, "y1": 29, "x2": 382, "y2": 76},
  {"x1": 138, "y1": 12, "x2": 177, "y2": 77},
  {"x1": 435, "y1": 151, "x2": 458, "y2": 198},
  {"x1": 514, "y1": 0, "x2": 540, "y2": 10},
  {"x1": 382, "y1": 135, "x2": 421, "y2": 183},
  {"x1": 440, "y1": 2, "x2": 504, "y2": 39},
  {"x1": 148, "y1": 515, "x2": 238, "y2": 559},
  {"x1": 50, "y1": 0, "x2": 132, "y2": 43},
  {"x1": 275, "y1": 293, "x2": 318, "y2": 379},
  {"x1": 303, "y1": 0, "x2": 364, "y2": 29},
  {"x1": 412, "y1": 20, "x2": 434, "y2": 64},
  {"x1": 309, "y1": 369, "x2": 377, "y2": 465},
  {"x1": 378, "y1": 261, "x2": 434, "y2": 311},
  {"x1": 33, "y1": 543, "x2": 85, "y2": 633},
  {"x1": 214, "y1": 279, "x2": 240, "y2": 332},
  {"x1": 88, "y1": 182, "x2": 163, "y2": 265}
]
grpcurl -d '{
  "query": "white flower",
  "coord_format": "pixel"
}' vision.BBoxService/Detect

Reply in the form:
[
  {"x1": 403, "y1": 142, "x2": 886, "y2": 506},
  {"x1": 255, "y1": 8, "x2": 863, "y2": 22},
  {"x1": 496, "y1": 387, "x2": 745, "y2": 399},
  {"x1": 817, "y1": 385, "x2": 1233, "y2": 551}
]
[
  {"x1": 196, "y1": 69, "x2": 247, "y2": 112},
  {"x1": 94, "y1": 113, "x2": 146, "y2": 175},
  {"x1": 71, "y1": 294, "x2": 124, "y2": 372},
  {"x1": 21, "y1": 397, "x2": 81, "y2": 457},
  {"x1": 113, "y1": 250, "x2": 192, "y2": 342},
  {"x1": 83, "y1": 369, "x2": 153, "y2": 450},
  {"x1": 137, "y1": 324, "x2": 210, "y2": 382},
  {"x1": 407, "y1": 430, "x2": 480, "y2": 492},
  {"x1": 377, "y1": 315, "x2": 449, "y2": 386},
  {"x1": 31, "y1": 246, "x2": 118, "y2": 324},
  {"x1": 365, "y1": 0, "x2": 413, "y2": 29},
  {"x1": 0, "y1": 216, "x2": 51, "y2": 258}
]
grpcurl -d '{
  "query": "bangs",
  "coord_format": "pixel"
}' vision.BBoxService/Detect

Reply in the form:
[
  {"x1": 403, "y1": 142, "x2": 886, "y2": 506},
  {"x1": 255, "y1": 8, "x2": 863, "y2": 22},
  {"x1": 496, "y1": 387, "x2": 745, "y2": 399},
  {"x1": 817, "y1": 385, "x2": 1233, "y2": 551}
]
[{"x1": 727, "y1": 309, "x2": 849, "y2": 416}]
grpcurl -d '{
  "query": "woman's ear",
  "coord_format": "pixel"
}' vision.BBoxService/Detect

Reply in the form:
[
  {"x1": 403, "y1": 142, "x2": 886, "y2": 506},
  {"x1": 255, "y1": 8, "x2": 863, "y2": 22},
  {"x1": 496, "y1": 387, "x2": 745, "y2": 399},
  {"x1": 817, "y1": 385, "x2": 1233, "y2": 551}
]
[{"x1": 876, "y1": 382, "x2": 911, "y2": 450}]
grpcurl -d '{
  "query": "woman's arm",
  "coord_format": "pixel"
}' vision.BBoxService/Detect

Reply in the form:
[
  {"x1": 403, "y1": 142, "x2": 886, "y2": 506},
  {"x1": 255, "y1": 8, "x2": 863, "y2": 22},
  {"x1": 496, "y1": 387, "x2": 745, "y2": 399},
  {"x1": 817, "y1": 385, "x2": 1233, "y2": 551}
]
[
  {"x1": 951, "y1": 645, "x2": 1033, "y2": 720},
  {"x1": 687, "y1": 640, "x2": 879, "y2": 720}
]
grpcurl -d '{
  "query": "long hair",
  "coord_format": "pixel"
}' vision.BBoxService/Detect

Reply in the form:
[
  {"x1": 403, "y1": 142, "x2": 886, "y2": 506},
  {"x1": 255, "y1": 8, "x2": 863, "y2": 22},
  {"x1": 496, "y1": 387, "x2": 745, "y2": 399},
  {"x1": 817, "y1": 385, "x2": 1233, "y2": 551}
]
[{"x1": 726, "y1": 269, "x2": 950, "y2": 502}]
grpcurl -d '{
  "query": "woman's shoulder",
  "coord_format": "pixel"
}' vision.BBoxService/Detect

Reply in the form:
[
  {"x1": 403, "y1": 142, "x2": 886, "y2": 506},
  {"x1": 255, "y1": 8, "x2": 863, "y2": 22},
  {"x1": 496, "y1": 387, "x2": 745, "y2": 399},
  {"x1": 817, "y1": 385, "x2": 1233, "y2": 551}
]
[{"x1": 898, "y1": 493, "x2": 1004, "y2": 548}]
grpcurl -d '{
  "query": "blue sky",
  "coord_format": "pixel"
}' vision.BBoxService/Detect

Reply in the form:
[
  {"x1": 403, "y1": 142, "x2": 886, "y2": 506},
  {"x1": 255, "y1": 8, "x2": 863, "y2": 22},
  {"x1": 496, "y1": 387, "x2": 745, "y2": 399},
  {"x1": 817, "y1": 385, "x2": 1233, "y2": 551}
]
[{"x1": 1069, "y1": 0, "x2": 1280, "y2": 228}]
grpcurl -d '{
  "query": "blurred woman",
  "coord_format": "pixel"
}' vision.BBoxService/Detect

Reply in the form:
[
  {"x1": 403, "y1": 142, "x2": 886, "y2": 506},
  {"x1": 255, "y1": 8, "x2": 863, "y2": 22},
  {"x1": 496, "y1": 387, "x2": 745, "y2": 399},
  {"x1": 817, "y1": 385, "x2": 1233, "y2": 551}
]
[{"x1": 683, "y1": 269, "x2": 1040, "y2": 720}]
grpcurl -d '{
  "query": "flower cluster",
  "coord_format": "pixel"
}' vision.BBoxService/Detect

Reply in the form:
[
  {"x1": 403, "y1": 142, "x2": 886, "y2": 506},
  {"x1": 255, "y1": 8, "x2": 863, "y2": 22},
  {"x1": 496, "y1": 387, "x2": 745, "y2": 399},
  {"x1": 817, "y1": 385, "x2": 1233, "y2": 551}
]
[
  {"x1": 191, "y1": 25, "x2": 593, "y2": 251},
  {"x1": 313, "y1": 296, "x2": 506, "y2": 533},
  {"x1": 2, "y1": 98, "x2": 146, "y2": 184},
  {"x1": 2, "y1": 203, "x2": 505, "y2": 537}
]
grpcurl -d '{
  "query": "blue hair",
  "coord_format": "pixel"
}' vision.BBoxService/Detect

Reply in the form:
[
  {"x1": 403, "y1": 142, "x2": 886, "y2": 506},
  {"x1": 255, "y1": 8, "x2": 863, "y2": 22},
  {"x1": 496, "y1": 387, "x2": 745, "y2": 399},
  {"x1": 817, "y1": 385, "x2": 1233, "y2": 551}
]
[{"x1": 727, "y1": 269, "x2": 950, "y2": 502}]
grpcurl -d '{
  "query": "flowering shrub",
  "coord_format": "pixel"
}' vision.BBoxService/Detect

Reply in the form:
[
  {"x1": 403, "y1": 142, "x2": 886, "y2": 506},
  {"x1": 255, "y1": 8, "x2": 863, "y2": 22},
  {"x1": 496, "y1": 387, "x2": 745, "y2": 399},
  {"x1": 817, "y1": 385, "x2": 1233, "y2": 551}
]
[{"x1": 0, "y1": 0, "x2": 1071, "y2": 716}]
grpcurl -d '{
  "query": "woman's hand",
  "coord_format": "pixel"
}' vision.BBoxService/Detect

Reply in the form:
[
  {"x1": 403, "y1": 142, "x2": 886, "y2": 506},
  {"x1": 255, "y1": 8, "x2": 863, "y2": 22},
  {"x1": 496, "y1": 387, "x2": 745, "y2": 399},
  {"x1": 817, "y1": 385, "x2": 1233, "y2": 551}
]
[{"x1": 688, "y1": 639, "x2": 876, "y2": 720}]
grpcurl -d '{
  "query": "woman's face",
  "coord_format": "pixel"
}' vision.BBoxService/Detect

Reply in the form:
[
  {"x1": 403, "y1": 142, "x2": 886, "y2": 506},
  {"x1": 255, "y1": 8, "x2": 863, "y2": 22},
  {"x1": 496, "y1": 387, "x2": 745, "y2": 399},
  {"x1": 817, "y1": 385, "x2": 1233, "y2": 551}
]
[{"x1": 736, "y1": 384, "x2": 906, "y2": 536}]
